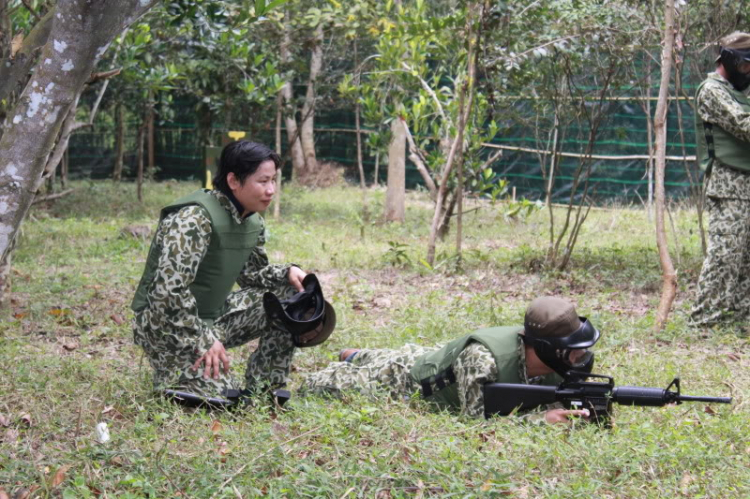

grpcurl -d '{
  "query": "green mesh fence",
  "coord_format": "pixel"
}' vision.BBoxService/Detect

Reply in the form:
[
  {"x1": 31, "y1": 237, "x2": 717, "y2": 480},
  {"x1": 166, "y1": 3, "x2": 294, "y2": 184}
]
[{"x1": 66, "y1": 96, "x2": 703, "y2": 203}]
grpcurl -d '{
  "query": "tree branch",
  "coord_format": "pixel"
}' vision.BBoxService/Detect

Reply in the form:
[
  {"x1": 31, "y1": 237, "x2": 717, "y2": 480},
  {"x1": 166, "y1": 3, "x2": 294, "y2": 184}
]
[
  {"x1": 400, "y1": 117, "x2": 437, "y2": 198},
  {"x1": 401, "y1": 62, "x2": 450, "y2": 127},
  {"x1": 20, "y1": 0, "x2": 41, "y2": 21}
]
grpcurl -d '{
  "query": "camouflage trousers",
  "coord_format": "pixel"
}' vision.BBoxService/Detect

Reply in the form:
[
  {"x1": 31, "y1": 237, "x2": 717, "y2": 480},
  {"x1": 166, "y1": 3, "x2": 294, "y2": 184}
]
[
  {"x1": 300, "y1": 344, "x2": 436, "y2": 400},
  {"x1": 134, "y1": 282, "x2": 298, "y2": 398},
  {"x1": 690, "y1": 197, "x2": 750, "y2": 326}
]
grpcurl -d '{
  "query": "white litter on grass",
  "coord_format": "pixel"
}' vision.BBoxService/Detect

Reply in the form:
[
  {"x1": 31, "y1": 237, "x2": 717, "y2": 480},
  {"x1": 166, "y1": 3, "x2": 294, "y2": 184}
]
[{"x1": 95, "y1": 422, "x2": 110, "y2": 443}]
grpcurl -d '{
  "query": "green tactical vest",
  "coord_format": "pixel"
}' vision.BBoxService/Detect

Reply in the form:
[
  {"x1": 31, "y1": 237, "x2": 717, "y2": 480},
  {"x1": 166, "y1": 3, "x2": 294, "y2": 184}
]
[
  {"x1": 131, "y1": 190, "x2": 263, "y2": 324},
  {"x1": 409, "y1": 326, "x2": 561, "y2": 409},
  {"x1": 695, "y1": 78, "x2": 750, "y2": 174}
]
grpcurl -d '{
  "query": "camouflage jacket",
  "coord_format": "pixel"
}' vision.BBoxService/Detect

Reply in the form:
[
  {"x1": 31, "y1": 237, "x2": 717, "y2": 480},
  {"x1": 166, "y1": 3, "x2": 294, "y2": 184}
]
[
  {"x1": 452, "y1": 340, "x2": 547, "y2": 419},
  {"x1": 697, "y1": 72, "x2": 750, "y2": 200},
  {"x1": 133, "y1": 189, "x2": 291, "y2": 356}
]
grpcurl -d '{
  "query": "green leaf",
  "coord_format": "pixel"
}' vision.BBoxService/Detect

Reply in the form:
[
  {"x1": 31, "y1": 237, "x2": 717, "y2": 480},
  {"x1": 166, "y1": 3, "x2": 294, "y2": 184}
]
[{"x1": 265, "y1": 0, "x2": 290, "y2": 12}]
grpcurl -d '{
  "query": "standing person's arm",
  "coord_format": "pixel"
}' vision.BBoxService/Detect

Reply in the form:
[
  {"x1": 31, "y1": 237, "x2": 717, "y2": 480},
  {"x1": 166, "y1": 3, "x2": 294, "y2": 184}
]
[{"x1": 698, "y1": 80, "x2": 750, "y2": 142}]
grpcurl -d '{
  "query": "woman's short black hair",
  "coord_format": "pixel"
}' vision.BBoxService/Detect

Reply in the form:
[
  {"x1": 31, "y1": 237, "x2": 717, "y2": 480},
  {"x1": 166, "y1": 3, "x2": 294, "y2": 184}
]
[{"x1": 213, "y1": 140, "x2": 281, "y2": 195}]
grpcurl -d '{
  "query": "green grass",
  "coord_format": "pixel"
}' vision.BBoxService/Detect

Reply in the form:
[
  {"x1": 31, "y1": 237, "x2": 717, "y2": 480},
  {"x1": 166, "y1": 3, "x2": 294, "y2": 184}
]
[{"x1": 1, "y1": 180, "x2": 748, "y2": 498}]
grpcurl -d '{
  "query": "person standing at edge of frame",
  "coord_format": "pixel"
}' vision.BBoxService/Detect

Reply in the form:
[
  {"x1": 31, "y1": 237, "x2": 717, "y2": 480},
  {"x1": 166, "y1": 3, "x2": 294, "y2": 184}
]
[
  {"x1": 130, "y1": 140, "x2": 332, "y2": 404},
  {"x1": 691, "y1": 32, "x2": 750, "y2": 329}
]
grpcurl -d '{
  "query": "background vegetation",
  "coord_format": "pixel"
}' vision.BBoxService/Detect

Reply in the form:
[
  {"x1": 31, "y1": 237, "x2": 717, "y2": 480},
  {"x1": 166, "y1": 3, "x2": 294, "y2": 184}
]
[{"x1": 1, "y1": 181, "x2": 747, "y2": 497}]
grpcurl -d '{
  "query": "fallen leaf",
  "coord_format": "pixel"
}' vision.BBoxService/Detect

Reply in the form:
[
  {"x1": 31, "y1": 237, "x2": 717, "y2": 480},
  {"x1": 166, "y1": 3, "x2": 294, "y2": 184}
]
[
  {"x1": 210, "y1": 420, "x2": 222, "y2": 434},
  {"x1": 110, "y1": 314, "x2": 125, "y2": 325},
  {"x1": 13, "y1": 312, "x2": 27, "y2": 319},
  {"x1": 4, "y1": 429, "x2": 19, "y2": 444},
  {"x1": 704, "y1": 405, "x2": 717, "y2": 415},
  {"x1": 727, "y1": 353, "x2": 741, "y2": 361},
  {"x1": 480, "y1": 481, "x2": 493, "y2": 492},
  {"x1": 216, "y1": 441, "x2": 230, "y2": 456},
  {"x1": 50, "y1": 464, "x2": 72, "y2": 488},
  {"x1": 48, "y1": 308, "x2": 71, "y2": 316},
  {"x1": 102, "y1": 406, "x2": 114, "y2": 415},
  {"x1": 10, "y1": 34, "x2": 23, "y2": 59},
  {"x1": 62, "y1": 341, "x2": 78, "y2": 352},
  {"x1": 373, "y1": 297, "x2": 391, "y2": 308},
  {"x1": 18, "y1": 414, "x2": 32, "y2": 427},
  {"x1": 680, "y1": 472, "x2": 695, "y2": 491},
  {"x1": 110, "y1": 456, "x2": 125, "y2": 467},
  {"x1": 0, "y1": 414, "x2": 9, "y2": 427},
  {"x1": 12, "y1": 488, "x2": 30, "y2": 499}
]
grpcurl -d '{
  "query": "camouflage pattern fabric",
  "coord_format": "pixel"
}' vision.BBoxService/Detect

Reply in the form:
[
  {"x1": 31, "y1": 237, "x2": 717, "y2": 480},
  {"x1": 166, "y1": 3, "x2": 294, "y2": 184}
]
[
  {"x1": 133, "y1": 190, "x2": 296, "y2": 397},
  {"x1": 301, "y1": 341, "x2": 535, "y2": 419},
  {"x1": 691, "y1": 73, "x2": 750, "y2": 326}
]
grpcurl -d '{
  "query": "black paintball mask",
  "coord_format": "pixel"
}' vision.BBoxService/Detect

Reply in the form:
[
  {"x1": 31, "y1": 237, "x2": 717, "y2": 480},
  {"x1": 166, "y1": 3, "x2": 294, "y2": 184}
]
[
  {"x1": 525, "y1": 317, "x2": 600, "y2": 379},
  {"x1": 718, "y1": 46, "x2": 750, "y2": 92},
  {"x1": 263, "y1": 273, "x2": 336, "y2": 348}
]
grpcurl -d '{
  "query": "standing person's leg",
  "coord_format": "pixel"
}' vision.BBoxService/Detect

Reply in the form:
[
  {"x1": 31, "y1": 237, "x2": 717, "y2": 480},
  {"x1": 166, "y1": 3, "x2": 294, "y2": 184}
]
[
  {"x1": 732, "y1": 199, "x2": 750, "y2": 320},
  {"x1": 217, "y1": 282, "x2": 298, "y2": 392},
  {"x1": 691, "y1": 197, "x2": 750, "y2": 326},
  {"x1": 301, "y1": 344, "x2": 436, "y2": 399}
]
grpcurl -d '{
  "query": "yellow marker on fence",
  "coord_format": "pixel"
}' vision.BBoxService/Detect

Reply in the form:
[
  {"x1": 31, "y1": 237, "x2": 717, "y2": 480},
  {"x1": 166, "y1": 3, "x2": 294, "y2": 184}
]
[
  {"x1": 206, "y1": 168, "x2": 213, "y2": 189},
  {"x1": 228, "y1": 131, "x2": 246, "y2": 141}
]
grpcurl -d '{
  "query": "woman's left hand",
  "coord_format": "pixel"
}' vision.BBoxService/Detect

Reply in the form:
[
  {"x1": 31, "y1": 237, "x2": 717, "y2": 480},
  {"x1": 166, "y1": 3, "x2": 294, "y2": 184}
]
[{"x1": 288, "y1": 266, "x2": 307, "y2": 292}]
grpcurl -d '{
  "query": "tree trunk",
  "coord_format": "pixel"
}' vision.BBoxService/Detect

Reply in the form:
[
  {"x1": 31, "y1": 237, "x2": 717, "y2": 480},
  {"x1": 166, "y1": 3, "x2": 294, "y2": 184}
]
[
  {"x1": 299, "y1": 23, "x2": 323, "y2": 179},
  {"x1": 147, "y1": 90, "x2": 155, "y2": 174},
  {"x1": 113, "y1": 102, "x2": 125, "y2": 181},
  {"x1": 137, "y1": 122, "x2": 145, "y2": 202},
  {"x1": 280, "y1": 20, "x2": 305, "y2": 179},
  {"x1": 0, "y1": 235, "x2": 13, "y2": 313},
  {"x1": 654, "y1": 0, "x2": 677, "y2": 331},
  {"x1": 61, "y1": 146, "x2": 68, "y2": 188},
  {"x1": 385, "y1": 117, "x2": 406, "y2": 222},
  {"x1": 273, "y1": 92, "x2": 283, "y2": 220},
  {"x1": 0, "y1": 8, "x2": 54, "y2": 122},
  {"x1": 0, "y1": 0, "x2": 159, "y2": 264},
  {"x1": 426, "y1": 2, "x2": 480, "y2": 265}
]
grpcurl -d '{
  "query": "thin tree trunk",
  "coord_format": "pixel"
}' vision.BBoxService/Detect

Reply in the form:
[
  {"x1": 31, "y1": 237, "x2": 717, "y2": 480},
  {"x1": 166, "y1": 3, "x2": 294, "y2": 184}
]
[
  {"x1": 137, "y1": 123, "x2": 145, "y2": 202},
  {"x1": 299, "y1": 23, "x2": 323, "y2": 178},
  {"x1": 385, "y1": 117, "x2": 406, "y2": 222},
  {"x1": 61, "y1": 146, "x2": 68, "y2": 188},
  {"x1": 426, "y1": 2, "x2": 480, "y2": 265},
  {"x1": 374, "y1": 153, "x2": 380, "y2": 186},
  {"x1": 280, "y1": 19, "x2": 305, "y2": 179},
  {"x1": 147, "y1": 89, "x2": 155, "y2": 174},
  {"x1": 113, "y1": 102, "x2": 125, "y2": 182},
  {"x1": 273, "y1": 92, "x2": 283, "y2": 220},
  {"x1": 654, "y1": 0, "x2": 677, "y2": 331}
]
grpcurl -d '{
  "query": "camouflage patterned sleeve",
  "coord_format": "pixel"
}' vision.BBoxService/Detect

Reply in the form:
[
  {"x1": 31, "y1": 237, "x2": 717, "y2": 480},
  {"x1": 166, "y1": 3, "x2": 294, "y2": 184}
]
[
  {"x1": 453, "y1": 342, "x2": 498, "y2": 418},
  {"x1": 236, "y1": 217, "x2": 293, "y2": 289},
  {"x1": 697, "y1": 79, "x2": 750, "y2": 143},
  {"x1": 148, "y1": 206, "x2": 220, "y2": 355}
]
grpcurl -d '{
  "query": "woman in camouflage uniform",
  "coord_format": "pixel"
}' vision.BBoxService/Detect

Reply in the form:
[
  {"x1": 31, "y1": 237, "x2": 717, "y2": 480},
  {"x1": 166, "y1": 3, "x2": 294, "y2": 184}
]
[
  {"x1": 131, "y1": 141, "x2": 315, "y2": 400},
  {"x1": 691, "y1": 32, "x2": 750, "y2": 327}
]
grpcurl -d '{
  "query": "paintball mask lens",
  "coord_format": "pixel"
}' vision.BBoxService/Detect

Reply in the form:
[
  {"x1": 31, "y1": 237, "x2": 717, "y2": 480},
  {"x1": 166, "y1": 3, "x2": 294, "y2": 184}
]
[{"x1": 566, "y1": 348, "x2": 593, "y2": 368}]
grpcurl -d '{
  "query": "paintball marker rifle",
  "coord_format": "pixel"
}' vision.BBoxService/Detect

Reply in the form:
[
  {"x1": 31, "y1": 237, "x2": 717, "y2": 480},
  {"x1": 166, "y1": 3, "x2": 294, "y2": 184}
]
[{"x1": 483, "y1": 372, "x2": 732, "y2": 425}]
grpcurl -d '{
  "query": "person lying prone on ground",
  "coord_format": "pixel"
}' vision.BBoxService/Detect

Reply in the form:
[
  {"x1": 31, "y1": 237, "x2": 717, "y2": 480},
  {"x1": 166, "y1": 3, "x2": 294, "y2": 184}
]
[{"x1": 301, "y1": 296, "x2": 598, "y2": 425}]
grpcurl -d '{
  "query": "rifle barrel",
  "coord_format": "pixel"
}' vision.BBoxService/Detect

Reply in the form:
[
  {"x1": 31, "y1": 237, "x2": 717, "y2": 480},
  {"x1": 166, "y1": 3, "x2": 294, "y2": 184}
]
[{"x1": 678, "y1": 395, "x2": 732, "y2": 404}]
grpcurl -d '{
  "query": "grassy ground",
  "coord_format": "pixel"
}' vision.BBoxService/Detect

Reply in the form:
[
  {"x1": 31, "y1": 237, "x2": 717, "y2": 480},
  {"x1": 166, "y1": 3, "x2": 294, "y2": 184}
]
[{"x1": 1, "y1": 180, "x2": 747, "y2": 498}]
